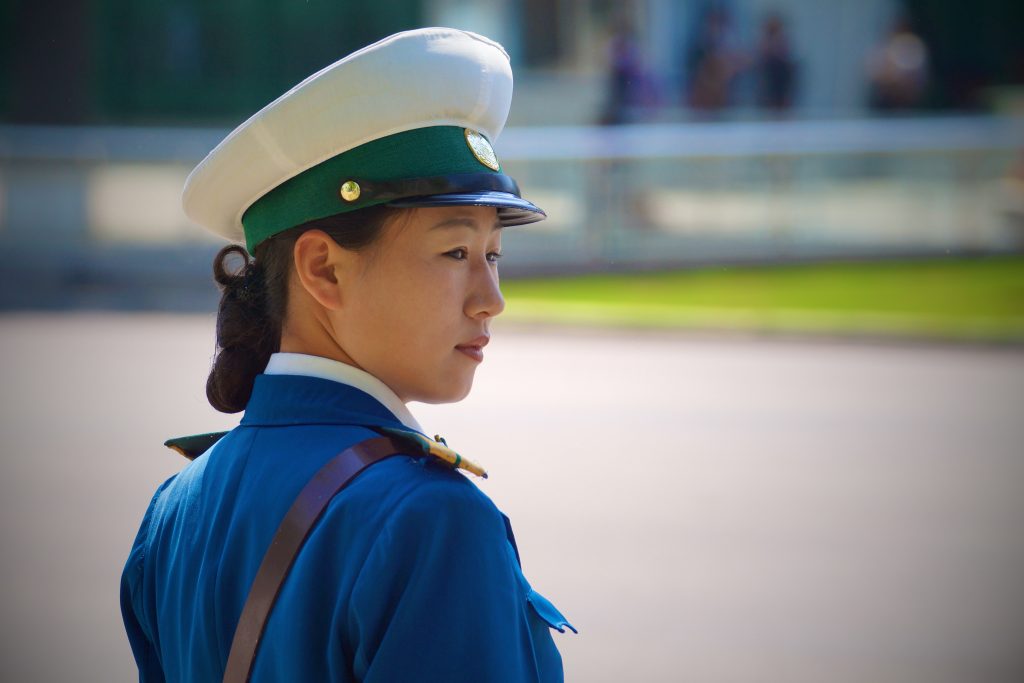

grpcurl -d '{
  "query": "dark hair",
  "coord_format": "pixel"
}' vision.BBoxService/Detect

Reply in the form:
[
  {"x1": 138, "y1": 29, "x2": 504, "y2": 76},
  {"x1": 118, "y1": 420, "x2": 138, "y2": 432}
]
[{"x1": 205, "y1": 205, "x2": 401, "y2": 413}]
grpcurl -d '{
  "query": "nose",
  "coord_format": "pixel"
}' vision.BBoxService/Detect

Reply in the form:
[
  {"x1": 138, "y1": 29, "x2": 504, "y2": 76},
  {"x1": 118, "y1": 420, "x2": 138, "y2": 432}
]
[{"x1": 465, "y1": 258, "x2": 506, "y2": 319}]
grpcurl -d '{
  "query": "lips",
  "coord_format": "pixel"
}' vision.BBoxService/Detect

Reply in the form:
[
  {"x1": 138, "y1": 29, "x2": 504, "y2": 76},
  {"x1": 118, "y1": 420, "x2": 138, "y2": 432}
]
[{"x1": 455, "y1": 335, "x2": 489, "y2": 362}]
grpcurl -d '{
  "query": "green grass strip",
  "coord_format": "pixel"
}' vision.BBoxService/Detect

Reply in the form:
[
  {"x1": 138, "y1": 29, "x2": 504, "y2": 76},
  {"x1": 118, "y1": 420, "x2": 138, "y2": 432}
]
[{"x1": 500, "y1": 255, "x2": 1024, "y2": 341}]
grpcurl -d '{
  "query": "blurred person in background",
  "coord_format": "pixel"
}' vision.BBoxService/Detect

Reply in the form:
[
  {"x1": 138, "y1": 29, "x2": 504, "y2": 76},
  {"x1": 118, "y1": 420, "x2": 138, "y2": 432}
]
[
  {"x1": 119, "y1": 28, "x2": 574, "y2": 683},
  {"x1": 1000, "y1": 150, "x2": 1024, "y2": 250},
  {"x1": 753, "y1": 11, "x2": 798, "y2": 114},
  {"x1": 599, "y1": 16, "x2": 658, "y2": 125},
  {"x1": 685, "y1": 5, "x2": 748, "y2": 115},
  {"x1": 867, "y1": 14, "x2": 930, "y2": 111}
]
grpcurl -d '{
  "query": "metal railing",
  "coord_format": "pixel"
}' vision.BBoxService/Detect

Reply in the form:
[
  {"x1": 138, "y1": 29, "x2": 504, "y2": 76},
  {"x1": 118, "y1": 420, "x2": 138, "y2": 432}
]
[{"x1": 1, "y1": 116, "x2": 1022, "y2": 307}]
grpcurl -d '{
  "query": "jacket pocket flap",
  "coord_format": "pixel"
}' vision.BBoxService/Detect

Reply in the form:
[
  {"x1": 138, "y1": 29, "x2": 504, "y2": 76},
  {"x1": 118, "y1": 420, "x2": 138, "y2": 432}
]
[{"x1": 527, "y1": 588, "x2": 578, "y2": 634}]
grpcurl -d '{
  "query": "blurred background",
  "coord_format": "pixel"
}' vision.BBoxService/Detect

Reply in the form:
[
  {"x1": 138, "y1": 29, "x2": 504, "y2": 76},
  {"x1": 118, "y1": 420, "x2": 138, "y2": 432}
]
[{"x1": 1, "y1": 0, "x2": 1023, "y2": 681}]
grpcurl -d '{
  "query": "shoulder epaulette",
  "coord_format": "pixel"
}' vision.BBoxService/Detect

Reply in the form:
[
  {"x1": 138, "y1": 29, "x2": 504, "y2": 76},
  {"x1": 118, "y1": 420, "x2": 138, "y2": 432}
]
[
  {"x1": 376, "y1": 426, "x2": 488, "y2": 479},
  {"x1": 164, "y1": 431, "x2": 229, "y2": 461},
  {"x1": 162, "y1": 427, "x2": 488, "y2": 478}
]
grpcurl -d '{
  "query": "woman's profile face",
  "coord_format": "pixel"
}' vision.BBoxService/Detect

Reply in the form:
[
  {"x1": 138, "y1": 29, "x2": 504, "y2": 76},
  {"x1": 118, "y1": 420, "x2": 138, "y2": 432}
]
[{"x1": 332, "y1": 205, "x2": 505, "y2": 404}]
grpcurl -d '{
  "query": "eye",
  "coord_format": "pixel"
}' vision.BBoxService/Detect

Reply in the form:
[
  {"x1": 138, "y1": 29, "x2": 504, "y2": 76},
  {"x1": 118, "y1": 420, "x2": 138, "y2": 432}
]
[
  {"x1": 445, "y1": 248, "x2": 468, "y2": 260},
  {"x1": 487, "y1": 251, "x2": 503, "y2": 264}
]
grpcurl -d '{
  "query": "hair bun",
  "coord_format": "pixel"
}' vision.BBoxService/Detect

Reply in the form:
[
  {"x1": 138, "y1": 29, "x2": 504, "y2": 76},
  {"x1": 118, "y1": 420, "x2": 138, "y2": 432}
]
[{"x1": 206, "y1": 245, "x2": 276, "y2": 413}]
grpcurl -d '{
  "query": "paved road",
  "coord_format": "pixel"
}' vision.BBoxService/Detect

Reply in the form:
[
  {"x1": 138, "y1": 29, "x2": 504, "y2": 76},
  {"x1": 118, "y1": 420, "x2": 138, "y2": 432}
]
[{"x1": 2, "y1": 314, "x2": 1023, "y2": 682}]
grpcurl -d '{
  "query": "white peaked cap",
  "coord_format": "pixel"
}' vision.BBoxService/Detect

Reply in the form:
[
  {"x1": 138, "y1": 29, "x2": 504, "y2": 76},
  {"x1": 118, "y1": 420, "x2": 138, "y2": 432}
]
[{"x1": 182, "y1": 28, "x2": 515, "y2": 244}]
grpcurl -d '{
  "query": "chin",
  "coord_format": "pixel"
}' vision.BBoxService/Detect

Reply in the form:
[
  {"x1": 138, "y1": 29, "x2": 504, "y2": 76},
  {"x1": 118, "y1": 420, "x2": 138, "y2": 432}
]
[{"x1": 417, "y1": 375, "x2": 474, "y2": 404}]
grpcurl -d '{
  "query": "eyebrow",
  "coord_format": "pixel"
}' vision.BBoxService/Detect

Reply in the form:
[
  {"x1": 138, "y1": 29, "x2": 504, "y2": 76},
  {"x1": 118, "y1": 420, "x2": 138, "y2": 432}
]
[{"x1": 428, "y1": 216, "x2": 503, "y2": 232}]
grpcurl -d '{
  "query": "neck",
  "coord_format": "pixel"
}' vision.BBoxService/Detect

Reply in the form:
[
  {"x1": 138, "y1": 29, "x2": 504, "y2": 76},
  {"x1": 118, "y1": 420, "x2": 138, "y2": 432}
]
[
  {"x1": 279, "y1": 295, "x2": 362, "y2": 370},
  {"x1": 279, "y1": 331, "x2": 359, "y2": 369}
]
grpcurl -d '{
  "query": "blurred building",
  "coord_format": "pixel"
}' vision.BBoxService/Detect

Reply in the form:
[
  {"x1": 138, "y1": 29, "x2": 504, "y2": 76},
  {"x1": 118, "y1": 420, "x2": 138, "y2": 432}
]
[{"x1": 3, "y1": 0, "x2": 1023, "y2": 127}]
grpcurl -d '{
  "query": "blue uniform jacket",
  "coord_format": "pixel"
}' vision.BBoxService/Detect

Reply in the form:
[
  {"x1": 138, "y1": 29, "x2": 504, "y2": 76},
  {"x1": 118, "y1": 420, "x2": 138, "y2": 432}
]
[{"x1": 120, "y1": 373, "x2": 574, "y2": 682}]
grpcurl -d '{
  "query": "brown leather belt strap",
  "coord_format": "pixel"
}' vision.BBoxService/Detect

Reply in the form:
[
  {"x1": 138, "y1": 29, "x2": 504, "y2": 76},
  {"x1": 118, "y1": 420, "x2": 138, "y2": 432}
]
[{"x1": 222, "y1": 435, "x2": 411, "y2": 683}]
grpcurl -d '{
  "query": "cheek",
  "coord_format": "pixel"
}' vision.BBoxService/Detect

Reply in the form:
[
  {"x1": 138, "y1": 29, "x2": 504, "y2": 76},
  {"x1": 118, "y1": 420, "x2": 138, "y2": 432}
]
[
  {"x1": 360, "y1": 261, "x2": 463, "y2": 343},
  {"x1": 398, "y1": 257, "x2": 463, "y2": 308},
  {"x1": 343, "y1": 257, "x2": 480, "y2": 402}
]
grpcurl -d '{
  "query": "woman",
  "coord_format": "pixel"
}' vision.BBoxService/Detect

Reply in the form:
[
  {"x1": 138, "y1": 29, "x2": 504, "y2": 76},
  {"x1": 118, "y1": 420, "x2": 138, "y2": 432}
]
[{"x1": 120, "y1": 28, "x2": 574, "y2": 682}]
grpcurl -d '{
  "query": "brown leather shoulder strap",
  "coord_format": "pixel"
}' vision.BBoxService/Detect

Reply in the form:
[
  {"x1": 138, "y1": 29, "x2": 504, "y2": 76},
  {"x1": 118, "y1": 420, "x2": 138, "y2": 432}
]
[{"x1": 223, "y1": 434, "x2": 412, "y2": 683}]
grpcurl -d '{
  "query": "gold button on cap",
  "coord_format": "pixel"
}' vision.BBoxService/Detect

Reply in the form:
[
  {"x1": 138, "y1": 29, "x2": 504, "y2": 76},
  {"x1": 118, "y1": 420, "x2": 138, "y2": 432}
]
[{"x1": 340, "y1": 180, "x2": 361, "y2": 201}]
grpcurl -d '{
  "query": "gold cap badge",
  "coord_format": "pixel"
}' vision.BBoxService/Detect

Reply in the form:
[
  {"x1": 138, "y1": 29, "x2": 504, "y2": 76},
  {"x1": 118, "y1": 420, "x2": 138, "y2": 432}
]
[{"x1": 464, "y1": 129, "x2": 500, "y2": 171}]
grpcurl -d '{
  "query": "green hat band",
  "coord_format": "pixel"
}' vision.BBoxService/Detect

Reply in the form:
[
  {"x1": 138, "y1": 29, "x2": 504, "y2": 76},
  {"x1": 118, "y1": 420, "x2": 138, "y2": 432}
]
[{"x1": 241, "y1": 125, "x2": 503, "y2": 251}]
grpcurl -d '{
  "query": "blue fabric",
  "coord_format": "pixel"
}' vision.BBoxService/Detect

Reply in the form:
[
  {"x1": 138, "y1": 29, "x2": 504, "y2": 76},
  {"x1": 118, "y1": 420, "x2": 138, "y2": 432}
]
[{"x1": 120, "y1": 374, "x2": 573, "y2": 682}]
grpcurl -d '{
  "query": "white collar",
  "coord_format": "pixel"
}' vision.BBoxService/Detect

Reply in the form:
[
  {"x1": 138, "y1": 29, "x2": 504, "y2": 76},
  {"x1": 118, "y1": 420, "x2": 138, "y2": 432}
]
[{"x1": 263, "y1": 352, "x2": 425, "y2": 434}]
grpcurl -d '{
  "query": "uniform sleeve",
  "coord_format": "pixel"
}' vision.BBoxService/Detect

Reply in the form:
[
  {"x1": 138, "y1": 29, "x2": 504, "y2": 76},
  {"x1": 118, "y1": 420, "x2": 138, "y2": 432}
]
[
  {"x1": 119, "y1": 490, "x2": 168, "y2": 683},
  {"x1": 347, "y1": 480, "x2": 549, "y2": 683}
]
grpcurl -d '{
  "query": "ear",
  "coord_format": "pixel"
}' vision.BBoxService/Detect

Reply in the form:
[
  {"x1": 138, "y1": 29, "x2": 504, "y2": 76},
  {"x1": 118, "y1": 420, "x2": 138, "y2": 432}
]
[{"x1": 292, "y1": 229, "x2": 355, "y2": 311}]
